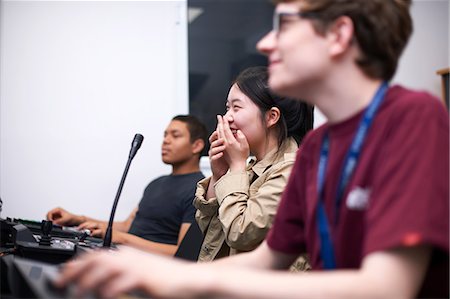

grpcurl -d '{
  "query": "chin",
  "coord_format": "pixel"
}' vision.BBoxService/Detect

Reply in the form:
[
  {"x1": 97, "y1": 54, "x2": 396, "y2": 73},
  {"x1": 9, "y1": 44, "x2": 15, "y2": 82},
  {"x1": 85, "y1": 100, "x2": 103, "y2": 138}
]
[{"x1": 269, "y1": 77, "x2": 296, "y2": 98}]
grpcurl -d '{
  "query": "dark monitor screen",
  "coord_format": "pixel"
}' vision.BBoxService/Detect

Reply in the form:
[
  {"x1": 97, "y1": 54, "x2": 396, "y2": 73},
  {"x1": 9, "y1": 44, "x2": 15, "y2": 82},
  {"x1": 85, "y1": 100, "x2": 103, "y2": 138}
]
[{"x1": 188, "y1": 0, "x2": 274, "y2": 154}]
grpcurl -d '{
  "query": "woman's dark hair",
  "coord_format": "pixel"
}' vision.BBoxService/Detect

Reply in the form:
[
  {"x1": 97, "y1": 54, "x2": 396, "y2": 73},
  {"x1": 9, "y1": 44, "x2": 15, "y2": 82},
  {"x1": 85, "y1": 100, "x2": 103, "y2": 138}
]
[{"x1": 233, "y1": 66, "x2": 314, "y2": 147}]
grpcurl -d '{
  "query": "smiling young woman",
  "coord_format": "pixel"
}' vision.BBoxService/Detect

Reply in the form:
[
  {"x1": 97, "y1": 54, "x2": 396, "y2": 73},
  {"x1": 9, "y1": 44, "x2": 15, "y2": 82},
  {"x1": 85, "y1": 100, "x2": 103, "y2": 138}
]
[{"x1": 193, "y1": 66, "x2": 313, "y2": 262}]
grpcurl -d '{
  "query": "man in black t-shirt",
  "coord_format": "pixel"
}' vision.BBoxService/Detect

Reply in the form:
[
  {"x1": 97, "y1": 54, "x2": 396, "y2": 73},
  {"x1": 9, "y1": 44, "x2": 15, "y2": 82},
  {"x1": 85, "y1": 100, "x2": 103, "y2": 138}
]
[
  {"x1": 127, "y1": 171, "x2": 204, "y2": 246},
  {"x1": 47, "y1": 115, "x2": 207, "y2": 255}
]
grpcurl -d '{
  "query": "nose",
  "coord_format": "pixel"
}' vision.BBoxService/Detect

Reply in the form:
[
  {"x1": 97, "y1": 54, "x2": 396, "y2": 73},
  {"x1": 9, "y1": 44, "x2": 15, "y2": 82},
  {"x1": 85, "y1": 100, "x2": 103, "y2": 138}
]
[
  {"x1": 223, "y1": 110, "x2": 234, "y2": 123},
  {"x1": 163, "y1": 135, "x2": 170, "y2": 145},
  {"x1": 256, "y1": 31, "x2": 277, "y2": 56}
]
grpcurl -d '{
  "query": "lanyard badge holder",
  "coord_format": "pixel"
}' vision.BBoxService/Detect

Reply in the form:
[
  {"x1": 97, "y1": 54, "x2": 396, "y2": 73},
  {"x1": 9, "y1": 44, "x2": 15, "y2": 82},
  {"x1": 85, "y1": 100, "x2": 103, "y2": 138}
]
[{"x1": 317, "y1": 82, "x2": 389, "y2": 270}]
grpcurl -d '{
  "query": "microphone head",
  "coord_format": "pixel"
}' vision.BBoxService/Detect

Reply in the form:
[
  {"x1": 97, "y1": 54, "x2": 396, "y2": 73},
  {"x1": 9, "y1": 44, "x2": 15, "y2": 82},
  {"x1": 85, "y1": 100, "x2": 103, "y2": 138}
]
[
  {"x1": 132, "y1": 133, "x2": 144, "y2": 149},
  {"x1": 129, "y1": 133, "x2": 144, "y2": 160}
]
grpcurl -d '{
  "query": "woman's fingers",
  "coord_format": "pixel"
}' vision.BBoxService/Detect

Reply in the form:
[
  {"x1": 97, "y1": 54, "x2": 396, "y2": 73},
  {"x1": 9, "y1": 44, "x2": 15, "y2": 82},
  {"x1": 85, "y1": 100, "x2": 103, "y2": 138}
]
[
  {"x1": 217, "y1": 115, "x2": 238, "y2": 146},
  {"x1": 221, "y1": 117, "x2": 236, "y2": 142},
  {"x1": 209, "y1": 141, "x2": 225, "y2": 152},
  {"x1": 210, "y1": 136, "x2": 224, "y2": 148},
  {"x1": 209, "y1": 135, "x2": 225, "y2": 158},
  {"x1": 236, "y1": 130, "x2": 249, "y2": 148},
  {"x1": 217, "y1": 115, "x2": 225, "y2": 139},
  {"x1": 208, "y1": 130, "x2": 219, "y2": 143},
  {"x1": 210, "y1": 151, "x2": 224, "y2": 161}
]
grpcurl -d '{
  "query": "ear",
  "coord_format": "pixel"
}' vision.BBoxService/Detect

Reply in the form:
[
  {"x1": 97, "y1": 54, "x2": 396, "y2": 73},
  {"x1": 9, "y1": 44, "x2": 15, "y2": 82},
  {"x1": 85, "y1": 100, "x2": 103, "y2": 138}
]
[
  {"x1": 327, "y1": 16, "x2": 355, "y2": 57},
  {"x1": 191, "y1": 139, "x2": 205, "y2": 155},
  {"x1": 265, "y1": 107, "x2": 281, "y2": 128}
]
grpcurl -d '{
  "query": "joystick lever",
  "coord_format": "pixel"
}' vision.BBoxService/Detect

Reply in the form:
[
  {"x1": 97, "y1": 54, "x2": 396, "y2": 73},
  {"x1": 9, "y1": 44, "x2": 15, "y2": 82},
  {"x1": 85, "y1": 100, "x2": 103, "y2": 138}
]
[{"x1": 39, "y1": 220, "x2": 53, "y2": 246}]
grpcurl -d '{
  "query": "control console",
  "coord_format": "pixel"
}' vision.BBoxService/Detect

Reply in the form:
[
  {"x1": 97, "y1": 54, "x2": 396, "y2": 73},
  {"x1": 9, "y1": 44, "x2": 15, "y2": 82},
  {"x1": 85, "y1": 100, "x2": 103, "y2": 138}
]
[{"x1": 1, "y1": 219, "x2": 78, "y2": 264}]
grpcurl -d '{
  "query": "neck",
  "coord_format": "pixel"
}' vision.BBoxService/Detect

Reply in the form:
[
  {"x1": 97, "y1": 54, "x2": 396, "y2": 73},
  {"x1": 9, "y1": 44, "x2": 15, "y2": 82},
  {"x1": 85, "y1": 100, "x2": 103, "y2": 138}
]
[
  {"x1": 315, "y1": 74, "x2": 384, "y2": 124},
  {"x1": 171, "y1": 157, "x2": 200, "y2": 175},
  {"x1": 252, "y1": 132, "x2": 279, "y2": 161},
  {"x1": 294, "y1": 60, "x2": 384, "y2": 124}
]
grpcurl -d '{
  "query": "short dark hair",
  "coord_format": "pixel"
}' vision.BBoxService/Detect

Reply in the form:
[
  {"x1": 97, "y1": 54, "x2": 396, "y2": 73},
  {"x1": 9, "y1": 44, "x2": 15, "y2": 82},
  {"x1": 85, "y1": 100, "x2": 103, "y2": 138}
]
[
  {"x1": 233, "y1": 66, "x2": 314, "y2": 147},
  {"x1": 172, "y1": 114, "x2": 208, "y2": 150}
]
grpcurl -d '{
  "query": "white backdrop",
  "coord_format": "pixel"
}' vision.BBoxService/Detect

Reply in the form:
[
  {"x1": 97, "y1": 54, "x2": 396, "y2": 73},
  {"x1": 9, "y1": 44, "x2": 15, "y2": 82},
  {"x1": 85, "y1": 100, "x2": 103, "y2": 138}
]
[
  {"x1": 0, "y1": 0, "x2": 448, "y2": 221},
  {"x1": 0, "y1": 0, "x2": 188, "y2": 221},
  {"x1": 393, "y1": 0, "x2": 449, "y2": 98}
]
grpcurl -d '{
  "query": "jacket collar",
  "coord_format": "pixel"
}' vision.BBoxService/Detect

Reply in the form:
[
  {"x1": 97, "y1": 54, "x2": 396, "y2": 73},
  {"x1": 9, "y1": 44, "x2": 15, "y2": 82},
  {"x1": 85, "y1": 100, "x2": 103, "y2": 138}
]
[{"x1": 248, "y1": 137, "x2": 298, "y2": 177}]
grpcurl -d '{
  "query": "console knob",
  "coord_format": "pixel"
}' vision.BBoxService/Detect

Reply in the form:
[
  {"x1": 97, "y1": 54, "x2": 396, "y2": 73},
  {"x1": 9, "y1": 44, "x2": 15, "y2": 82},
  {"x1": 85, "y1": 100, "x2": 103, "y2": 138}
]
[
  {"x1": 41, "y1": 220, "x2": 53, "y2": 236},
  {"x1": 39, "y1": 220, "x2": 53, "y2": 246}
]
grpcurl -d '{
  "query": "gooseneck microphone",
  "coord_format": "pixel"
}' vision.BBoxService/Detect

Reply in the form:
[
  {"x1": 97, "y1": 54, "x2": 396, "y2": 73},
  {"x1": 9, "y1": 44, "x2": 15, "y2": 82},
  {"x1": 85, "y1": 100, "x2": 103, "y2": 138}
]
[{"x1": 103, "y1": 134, "x2": 144, "y2": 248}]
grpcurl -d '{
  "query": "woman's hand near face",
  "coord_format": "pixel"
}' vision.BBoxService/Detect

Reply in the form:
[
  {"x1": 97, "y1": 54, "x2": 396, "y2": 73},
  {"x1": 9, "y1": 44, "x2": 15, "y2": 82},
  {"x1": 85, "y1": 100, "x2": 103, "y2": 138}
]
[
  {"x1": 208, "y1": 129, "x2": 229, "y2": 181},
  {"x1": 217, "y1": 115, "x2": 249, "y2": 172}
]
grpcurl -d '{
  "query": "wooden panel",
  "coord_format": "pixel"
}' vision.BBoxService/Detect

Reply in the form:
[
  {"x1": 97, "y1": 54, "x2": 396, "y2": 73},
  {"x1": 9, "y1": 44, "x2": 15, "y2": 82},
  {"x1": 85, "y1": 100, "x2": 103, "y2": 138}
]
[{"x1": 437, "y1": 68, "x2": 449, "y2": 109}]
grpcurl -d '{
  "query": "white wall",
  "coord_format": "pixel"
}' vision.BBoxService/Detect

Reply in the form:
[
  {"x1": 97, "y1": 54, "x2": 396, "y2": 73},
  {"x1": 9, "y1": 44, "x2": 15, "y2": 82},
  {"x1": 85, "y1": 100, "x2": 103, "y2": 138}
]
[
  {"x1": 393, "y1": 0, "x2": 449, "y2": 98},
  {"x1": 0, "y1": 0, "x2": 188, "y2": 220}
]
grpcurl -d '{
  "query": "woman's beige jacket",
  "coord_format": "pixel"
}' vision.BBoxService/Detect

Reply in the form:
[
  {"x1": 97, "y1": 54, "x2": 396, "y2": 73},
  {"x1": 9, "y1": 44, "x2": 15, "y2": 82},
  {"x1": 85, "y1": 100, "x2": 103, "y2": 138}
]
[{"x1": 194, "y1": 138, "x2": 298, "y2": 261}]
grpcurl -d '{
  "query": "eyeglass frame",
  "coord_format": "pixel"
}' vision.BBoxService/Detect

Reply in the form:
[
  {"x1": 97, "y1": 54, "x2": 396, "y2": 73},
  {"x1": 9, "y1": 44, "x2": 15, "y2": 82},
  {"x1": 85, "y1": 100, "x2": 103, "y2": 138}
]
[{"x1": 272, "y1": 11, "x2": 320, "y2": 34}]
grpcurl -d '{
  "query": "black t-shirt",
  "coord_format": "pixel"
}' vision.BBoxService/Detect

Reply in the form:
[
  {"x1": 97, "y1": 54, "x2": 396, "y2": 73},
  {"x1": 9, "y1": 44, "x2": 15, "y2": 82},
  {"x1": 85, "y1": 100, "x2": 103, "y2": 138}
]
[{"x1": 128, "y1": 172, "x2": 204, "y2": 245}]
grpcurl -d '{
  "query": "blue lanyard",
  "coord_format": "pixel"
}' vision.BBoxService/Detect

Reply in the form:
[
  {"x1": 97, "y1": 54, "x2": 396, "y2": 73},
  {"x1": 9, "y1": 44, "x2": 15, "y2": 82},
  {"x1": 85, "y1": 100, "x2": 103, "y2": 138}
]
[{"x1": 317, "y1": 82, "x2": 388, "y2": 270}]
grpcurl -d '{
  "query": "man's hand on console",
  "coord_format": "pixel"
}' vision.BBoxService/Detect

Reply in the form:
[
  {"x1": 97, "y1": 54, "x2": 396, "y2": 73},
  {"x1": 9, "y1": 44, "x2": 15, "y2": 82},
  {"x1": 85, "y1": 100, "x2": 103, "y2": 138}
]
[
  {"x1": 77, "y1": 221, "x2": 105, "y2": 236},
  {"x1": 46, "y1": 207, "x2": 85, "y2": 227},
  {"x1": 77, "y1": 222, "x2": 127, "y2": 244}
]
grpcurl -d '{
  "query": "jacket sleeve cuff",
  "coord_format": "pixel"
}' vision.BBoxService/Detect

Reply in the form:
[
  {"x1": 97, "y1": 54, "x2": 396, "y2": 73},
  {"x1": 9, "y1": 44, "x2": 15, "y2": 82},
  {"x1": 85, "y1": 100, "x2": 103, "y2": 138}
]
[
  {"x1": 214, "y1": 171, "x2": 249, "y2": 205},
  {"x1": 193, "y1": 176, "x2": 219, "y2": 216}
]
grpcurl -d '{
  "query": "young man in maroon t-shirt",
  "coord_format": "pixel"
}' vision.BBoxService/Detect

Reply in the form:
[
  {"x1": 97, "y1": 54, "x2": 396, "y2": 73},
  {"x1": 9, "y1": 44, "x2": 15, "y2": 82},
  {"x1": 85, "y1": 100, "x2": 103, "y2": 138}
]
[{"x1": 55, "y1": 0, "x2": 449, "y2": 298}]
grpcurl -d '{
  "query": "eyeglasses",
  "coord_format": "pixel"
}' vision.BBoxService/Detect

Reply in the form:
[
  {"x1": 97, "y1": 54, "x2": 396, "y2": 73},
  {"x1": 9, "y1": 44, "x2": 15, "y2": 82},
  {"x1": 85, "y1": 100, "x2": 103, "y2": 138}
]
[{"x1": 272, "y1": 11, "x2": 319, "y2": 34}]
